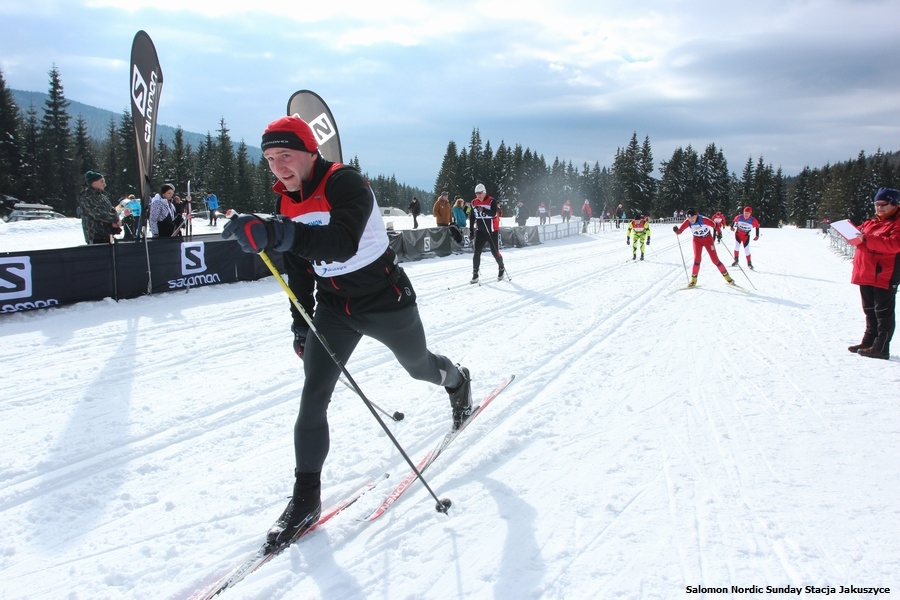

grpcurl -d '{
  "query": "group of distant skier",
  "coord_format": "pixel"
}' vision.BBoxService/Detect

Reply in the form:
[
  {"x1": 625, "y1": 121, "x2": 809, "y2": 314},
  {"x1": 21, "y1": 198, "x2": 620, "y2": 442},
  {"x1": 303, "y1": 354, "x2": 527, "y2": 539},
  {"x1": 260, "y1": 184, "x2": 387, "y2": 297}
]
[{"x1": 620, "y1": 207, "x2": 759, "y2": 287}]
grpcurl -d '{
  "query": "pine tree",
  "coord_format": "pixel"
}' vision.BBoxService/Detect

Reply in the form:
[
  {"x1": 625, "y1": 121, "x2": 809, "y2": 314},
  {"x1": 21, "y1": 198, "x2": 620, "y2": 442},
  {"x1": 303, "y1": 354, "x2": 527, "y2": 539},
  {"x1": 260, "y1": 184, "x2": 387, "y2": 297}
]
[
  {"x1": 102, "y1": 117, "x2": 122, "y2": 199},
  {"x1": 38, "y1": 65, "x2": 76, "y2": 213},
  {"x1": 433, "y1": 140, "x2": 459, "y2": 199},
  {"x1": 699, "y1": 143, "x2": 730, "y2": 214},
  {"x1": 636, "y1": 135, "x2": 657, "y2": 215},
  {"x1": 738, "y1": 157, "x2": 755, "y2": 214},
  {"x1": 170, "y1": 127, "x2": 192, "y2": 198},
  {"x1": 73, "y1": 115, "x2": 98, "y2": 186},
  {"x1": 0, "y1": 69, "x2": 24, "y2": 198},
  {"x1": 117, "y1": 110, "x2": 140, "y2": 198},
  {"x1": 847, "y1": 150, "x2": 874, "y2": 225},
  {"x1": 465, "y1": 128, "x2": 483, "y2": 192},
  {"x1": 233, "y1": 141, "x2": 255, "y2": 213},
  {"x1": 658, "y1": 146, "x2": 687, "y2": 216},
  {"x1": 256, "y1": 153, "x2": 275, "y2": 210},
  {"x1": 789, "y1": 166, "x2": 815, "y2": 226},
  {"x1": 19, "y1": 105, "x2": 41, "y2": 202},
  {"x1": 215, "y1": 118, "x2": 236, "y2": 206},
  {"x1": 494, "y1": 141, "x2": 515, "y2": 204},
  {"x1": 154, "y1": 136, "x2": 171, "y2": 188}
]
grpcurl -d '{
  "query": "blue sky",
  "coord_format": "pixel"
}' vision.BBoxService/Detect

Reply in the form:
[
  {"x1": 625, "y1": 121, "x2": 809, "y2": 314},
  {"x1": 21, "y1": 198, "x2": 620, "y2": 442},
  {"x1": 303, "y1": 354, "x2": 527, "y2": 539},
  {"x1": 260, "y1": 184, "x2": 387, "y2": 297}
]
[{"x1": 1, "y1": 0, "x2": 898, "y2": 190}]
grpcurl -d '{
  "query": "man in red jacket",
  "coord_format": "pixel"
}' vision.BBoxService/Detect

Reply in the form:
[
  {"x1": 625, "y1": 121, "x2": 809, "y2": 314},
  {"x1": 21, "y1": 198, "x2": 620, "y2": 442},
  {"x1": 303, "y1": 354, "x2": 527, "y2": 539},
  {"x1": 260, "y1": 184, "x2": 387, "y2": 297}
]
[{"x1": 849, "y1": 187, "x2": 900, "y2": 359}]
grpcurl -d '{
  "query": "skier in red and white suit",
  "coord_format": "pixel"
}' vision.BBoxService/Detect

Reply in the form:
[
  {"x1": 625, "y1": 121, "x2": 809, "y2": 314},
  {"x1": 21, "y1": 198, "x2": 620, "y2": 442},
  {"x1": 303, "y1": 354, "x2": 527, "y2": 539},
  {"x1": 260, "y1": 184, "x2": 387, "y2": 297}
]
[
  {"x1": 710, "y1": 210, "x2": 727, "y2": 241},
  {"x1": 673, "y1": 208, "x2": 736, "y2": 288},
  {"x1": 731, "y1": 206, "x2": 760, "y2": 269}
]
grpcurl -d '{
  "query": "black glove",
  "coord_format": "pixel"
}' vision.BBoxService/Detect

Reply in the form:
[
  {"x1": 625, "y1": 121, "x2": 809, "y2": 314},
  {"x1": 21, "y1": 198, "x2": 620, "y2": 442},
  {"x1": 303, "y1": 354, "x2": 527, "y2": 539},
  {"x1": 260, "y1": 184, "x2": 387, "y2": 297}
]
[
  {"x1": 716, "y1": 233, "x2": 722, "y2": 242},
  {"x1": 626, "y1": 237, "x2": 630, "y2": 245},
  {"x1": 292, "y1": 324, "x2": 309, "y2": 359},
  {"x1": 672, "y1": 225, "x2": 679, "y2": 233},
  {"x1": 646, "y1": 238, "x2": 650, "y2": 245},
  {"x1": 222, "y1": 213, "x2": 295, "y2": 254}
]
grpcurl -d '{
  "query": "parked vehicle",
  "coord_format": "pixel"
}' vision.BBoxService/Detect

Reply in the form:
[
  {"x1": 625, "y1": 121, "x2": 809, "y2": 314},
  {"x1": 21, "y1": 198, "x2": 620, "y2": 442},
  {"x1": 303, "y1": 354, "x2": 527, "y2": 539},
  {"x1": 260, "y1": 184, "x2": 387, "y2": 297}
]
[{"x1": 4, "y1": 209, "x2": 67, "y2": 222}]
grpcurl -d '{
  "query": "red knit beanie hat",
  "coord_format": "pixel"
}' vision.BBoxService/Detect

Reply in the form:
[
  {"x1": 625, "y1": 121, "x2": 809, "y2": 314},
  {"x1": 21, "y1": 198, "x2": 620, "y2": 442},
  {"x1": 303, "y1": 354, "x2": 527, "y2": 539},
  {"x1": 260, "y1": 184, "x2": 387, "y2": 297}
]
[{"x1": 261, "y1": 115, "x2": 318, "y2": 153}]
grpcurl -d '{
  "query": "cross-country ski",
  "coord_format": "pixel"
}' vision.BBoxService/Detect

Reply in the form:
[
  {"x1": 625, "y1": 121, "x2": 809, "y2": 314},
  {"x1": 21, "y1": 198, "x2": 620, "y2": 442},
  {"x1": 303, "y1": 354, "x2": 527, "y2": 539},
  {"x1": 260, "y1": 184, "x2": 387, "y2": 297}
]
[{"x1": 363, "y1": 375, "x2": 516, "y2": 521}]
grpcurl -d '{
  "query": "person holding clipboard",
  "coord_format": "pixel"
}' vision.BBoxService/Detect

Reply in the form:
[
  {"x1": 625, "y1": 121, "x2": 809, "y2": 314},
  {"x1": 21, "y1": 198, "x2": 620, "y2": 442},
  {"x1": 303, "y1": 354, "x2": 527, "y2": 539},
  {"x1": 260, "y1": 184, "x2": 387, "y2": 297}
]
[{"x1": 846, "y1": 187, "x2": 900, "y2": 359}]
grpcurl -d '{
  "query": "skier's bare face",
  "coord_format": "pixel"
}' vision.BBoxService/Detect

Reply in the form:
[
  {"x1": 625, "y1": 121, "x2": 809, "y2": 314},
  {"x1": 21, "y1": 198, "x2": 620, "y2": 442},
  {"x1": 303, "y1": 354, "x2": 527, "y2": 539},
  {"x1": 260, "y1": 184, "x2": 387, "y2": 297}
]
[{"x1": 264, "y1": 148, "x2": 317, "y2": 192}]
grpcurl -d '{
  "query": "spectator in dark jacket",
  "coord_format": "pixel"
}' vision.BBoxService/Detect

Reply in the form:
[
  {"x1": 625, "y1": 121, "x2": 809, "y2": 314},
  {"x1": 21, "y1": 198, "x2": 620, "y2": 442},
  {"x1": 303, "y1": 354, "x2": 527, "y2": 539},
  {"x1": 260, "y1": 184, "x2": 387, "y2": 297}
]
[
  {"x1": 77, "y1": 171, "x2": 120, "y2": 244},
  {"x1": 408, "y1": 197, "x2": 421, "y2": 229}
]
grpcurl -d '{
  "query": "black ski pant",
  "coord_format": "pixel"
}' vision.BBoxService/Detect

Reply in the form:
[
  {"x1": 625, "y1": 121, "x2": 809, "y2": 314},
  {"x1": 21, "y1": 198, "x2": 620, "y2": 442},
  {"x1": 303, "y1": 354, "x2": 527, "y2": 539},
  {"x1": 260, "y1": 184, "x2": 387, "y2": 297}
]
[
  {"x1": 859, "y1": 284, "x2": 897, "y2": 353},
  {"x1": 294, "y1": 299, "x2": 461, "y2": 474},
  {"x1": 472, "y1": 227, "x2": 504, "y2": 275}
]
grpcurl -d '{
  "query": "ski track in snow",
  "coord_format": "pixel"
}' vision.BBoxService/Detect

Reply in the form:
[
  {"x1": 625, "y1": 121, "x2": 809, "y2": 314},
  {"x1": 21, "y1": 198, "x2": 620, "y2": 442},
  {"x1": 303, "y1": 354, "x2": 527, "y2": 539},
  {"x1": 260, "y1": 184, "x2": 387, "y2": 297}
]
[{"x1": 1, "y1": 218, "x2": 898, "y2": 599}]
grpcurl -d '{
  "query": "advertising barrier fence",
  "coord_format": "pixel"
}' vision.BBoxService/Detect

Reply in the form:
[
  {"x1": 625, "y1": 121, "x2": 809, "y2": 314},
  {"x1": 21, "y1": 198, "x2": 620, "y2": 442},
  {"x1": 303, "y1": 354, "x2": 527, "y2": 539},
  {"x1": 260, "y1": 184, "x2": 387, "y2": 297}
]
[{"x1": 2, "y1": 222, "x2": 609, "y2": 314}]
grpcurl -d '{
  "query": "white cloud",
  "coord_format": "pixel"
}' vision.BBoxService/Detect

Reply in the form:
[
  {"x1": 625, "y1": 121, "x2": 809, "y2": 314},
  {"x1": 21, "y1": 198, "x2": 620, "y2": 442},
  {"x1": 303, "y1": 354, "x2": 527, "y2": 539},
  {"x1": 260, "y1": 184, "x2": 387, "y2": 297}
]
[{"x1": 2, "y1": 0, "x2": 899, "y2": 188}]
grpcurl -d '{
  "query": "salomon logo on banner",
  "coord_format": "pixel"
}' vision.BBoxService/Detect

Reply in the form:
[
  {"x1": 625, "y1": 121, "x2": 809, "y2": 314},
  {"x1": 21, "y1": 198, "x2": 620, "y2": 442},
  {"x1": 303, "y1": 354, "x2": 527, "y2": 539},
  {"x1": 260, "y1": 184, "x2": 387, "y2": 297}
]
[
  {"x1": 0, "y1": 256, "x2": 32, "y2": 301},
  {"x1": 0, "y1": 256, "x2": 59, "y2": 313},
  {"x1": 423, "y1": 236, "x2": 432, "y2": 252},
  {"x1": 168, "y1": 242, "x2": 221, "y2": 289},
  {"x1": 308, "y1": 112, "x2": 337, "y2": 147},
  {"x1": 181, "y1": 242, "x2": 207, "y2": 275}
]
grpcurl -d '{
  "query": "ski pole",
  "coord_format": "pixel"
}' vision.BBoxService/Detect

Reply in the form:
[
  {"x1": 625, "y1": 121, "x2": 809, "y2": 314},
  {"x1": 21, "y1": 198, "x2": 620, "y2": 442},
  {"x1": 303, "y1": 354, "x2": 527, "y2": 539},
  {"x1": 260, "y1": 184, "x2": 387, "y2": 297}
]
[
  {"x1": 226, "y1": 211, "x2": 449, "y2": 514},
  {"x1": 674, "y1": 229, "x2": 690, "y2": 284},
  {"x1": 719, "y1": 239, "x2": 756, "y2": 290}
]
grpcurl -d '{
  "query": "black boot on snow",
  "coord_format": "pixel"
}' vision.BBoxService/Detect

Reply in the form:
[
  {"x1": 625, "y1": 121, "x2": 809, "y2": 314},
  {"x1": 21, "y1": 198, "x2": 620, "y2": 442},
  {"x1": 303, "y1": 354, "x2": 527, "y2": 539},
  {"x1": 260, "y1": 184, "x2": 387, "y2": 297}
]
[
  {"x1": 446, "y1": 366, "x2": 473, "y2": 430},
  {"x1": 267, "y1": 472, "x2": 322, "y2": 548}
]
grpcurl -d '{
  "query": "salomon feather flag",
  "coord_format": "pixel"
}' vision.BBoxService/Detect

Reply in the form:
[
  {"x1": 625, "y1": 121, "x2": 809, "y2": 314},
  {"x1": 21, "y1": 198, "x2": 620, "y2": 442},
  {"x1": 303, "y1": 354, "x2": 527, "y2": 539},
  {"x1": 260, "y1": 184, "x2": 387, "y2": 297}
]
[
  {"x1": 130, "y1": 30, "x2": 163, "y2": 216},
  {"x1": 286, "y1": 90, "x2": 342, "y2": 163}
]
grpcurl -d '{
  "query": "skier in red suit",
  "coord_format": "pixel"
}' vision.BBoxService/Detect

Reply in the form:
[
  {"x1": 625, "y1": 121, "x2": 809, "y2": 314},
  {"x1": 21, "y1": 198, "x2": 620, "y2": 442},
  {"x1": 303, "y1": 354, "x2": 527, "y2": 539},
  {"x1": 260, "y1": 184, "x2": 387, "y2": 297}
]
[
  {"x1": 731, "y1": 206, "x2": 760, "y2": 269},
  {"x1": 673, "y1": 208, "x2": 736, "y2": 288}
]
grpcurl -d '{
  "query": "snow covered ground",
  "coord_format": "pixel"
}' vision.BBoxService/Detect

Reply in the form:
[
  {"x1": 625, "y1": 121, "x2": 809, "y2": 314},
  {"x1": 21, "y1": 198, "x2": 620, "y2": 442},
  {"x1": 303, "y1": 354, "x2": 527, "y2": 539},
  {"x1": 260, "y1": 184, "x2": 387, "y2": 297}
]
[{"x1": 1, "y1": 216, "x2": 897, "y2": 600}]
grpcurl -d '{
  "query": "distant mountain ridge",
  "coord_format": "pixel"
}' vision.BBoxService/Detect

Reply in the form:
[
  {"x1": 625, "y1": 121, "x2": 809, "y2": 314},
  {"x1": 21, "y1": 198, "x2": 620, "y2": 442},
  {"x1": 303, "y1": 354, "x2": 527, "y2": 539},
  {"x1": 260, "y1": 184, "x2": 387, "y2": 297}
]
[{"x1": 10, "y1": 89, "x2": 262, "y2": 162}]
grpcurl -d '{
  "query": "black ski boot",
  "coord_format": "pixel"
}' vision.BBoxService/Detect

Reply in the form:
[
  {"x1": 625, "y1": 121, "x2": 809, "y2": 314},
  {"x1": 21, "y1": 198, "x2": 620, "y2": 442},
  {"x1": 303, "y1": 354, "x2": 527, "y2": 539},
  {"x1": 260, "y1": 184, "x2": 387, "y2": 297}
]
[
  {"x1": 266, "y1": 471, "x2": 322, "y2": 549},
  {"x1": 446, "y1": 366, "x2": 473, "y2": 430},
  {"x1": 470, "y1": 272, "x2": 479, "y2": 284},
  {"x1": 497, "y1": 267, "x2": 506, "y2": 281},
  {"x1": 731, "y1": 258, "x2": 739, "y2": 267}
]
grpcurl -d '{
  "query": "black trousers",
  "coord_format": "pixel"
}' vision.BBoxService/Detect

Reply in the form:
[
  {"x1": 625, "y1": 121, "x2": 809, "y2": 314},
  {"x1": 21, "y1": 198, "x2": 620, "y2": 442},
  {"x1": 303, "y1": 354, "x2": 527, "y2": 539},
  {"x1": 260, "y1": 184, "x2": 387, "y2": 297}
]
[
  {"x1": 859, "y1": 284, "x2": 897, "y2": 353},
  {"x1": 294, "y1": 299, "x2": 461, "y2": 473},
  {"x1": 472, "y1": 227, "x2": 504, "y2": 274}
]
